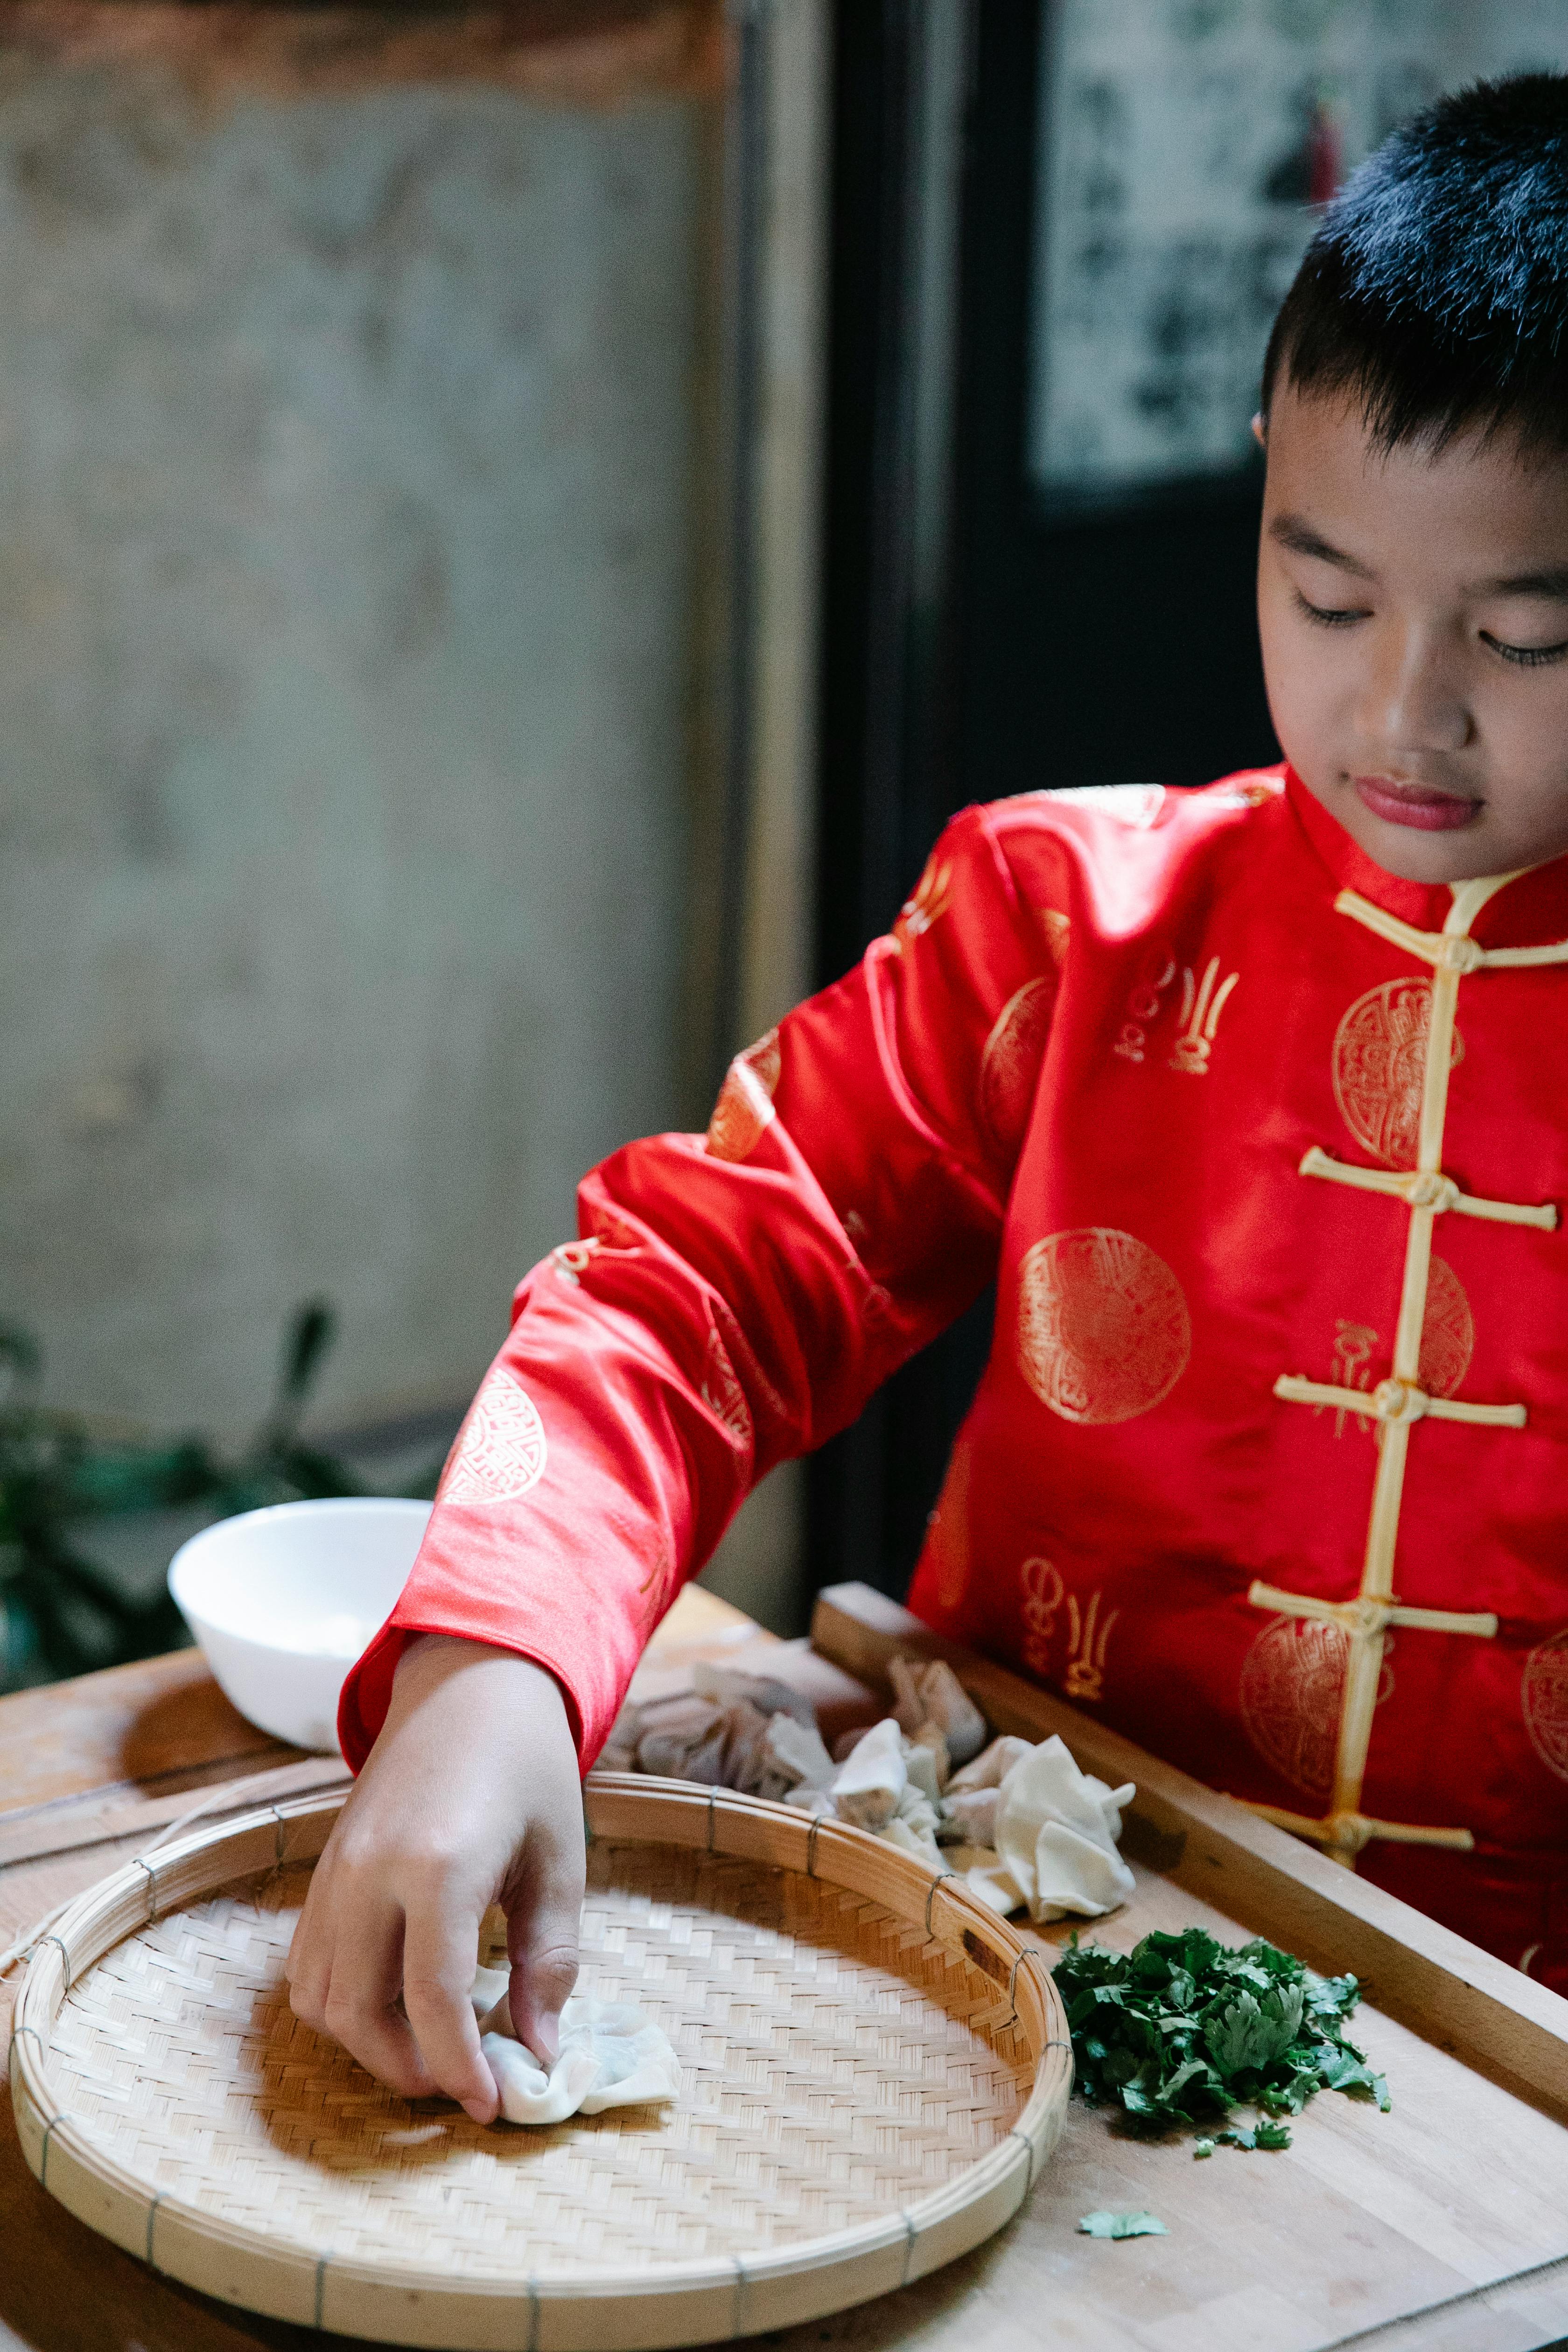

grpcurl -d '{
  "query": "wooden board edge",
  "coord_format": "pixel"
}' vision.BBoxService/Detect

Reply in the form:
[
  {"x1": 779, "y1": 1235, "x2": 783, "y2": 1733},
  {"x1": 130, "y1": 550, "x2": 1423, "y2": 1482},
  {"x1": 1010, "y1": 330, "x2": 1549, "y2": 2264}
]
[
  {"x1": 810, "y1": 1582, "x2": 1568, "y2": 2121},
  {"x1": 0, "y1": 1757, "x2": 353, "y2": 1874}
]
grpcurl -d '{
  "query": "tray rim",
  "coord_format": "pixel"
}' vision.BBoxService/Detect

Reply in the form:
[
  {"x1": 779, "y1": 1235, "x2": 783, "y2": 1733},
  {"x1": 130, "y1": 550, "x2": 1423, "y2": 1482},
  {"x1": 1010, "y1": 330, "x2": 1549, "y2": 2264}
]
[{"x1": 10, "y1": 1775, "x2": 1071, "y2": 2351}]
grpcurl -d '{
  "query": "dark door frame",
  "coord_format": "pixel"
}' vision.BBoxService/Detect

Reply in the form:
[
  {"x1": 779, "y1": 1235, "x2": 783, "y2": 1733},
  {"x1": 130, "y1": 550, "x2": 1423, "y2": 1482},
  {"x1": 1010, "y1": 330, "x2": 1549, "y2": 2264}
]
[{"x1": 807, "y1": 0, "x2": 1278, "y2": 1604}]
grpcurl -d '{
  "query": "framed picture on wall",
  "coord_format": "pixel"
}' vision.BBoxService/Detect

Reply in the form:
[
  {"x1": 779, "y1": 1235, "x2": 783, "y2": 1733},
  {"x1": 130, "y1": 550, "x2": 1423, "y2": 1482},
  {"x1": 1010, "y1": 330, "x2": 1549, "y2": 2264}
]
[{"x1": 1028, "y1": 0, "x2": 1568, "y2": 511}]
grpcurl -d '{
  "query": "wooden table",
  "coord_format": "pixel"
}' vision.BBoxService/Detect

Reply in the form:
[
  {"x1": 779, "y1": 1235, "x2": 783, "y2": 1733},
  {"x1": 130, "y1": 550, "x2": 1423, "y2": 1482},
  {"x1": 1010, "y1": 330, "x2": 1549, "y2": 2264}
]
[{"x1": 4, "y1": 1588, "x2": 1568, "y2": 2352}]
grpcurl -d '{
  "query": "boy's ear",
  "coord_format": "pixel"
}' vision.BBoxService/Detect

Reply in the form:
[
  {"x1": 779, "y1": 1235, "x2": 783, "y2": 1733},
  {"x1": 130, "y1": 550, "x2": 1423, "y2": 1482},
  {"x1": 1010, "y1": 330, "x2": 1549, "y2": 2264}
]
[{"x1": 1251, "y1": 411, "x2": 1267, "y2": 449}]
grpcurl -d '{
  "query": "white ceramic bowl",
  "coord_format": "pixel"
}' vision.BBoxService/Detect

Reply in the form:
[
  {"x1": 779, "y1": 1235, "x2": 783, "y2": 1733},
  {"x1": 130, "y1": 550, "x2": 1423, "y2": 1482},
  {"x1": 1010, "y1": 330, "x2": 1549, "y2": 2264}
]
[{"x1": 168, "y1": 1497, "x2": 433, "y2": 1753}]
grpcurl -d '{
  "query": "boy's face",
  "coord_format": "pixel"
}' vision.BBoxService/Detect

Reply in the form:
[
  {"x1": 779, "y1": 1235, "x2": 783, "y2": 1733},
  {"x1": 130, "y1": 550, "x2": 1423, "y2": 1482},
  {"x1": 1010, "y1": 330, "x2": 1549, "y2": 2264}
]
[{"x1": 1258, "y1": 386, "x2": 1568, "y2": 885}]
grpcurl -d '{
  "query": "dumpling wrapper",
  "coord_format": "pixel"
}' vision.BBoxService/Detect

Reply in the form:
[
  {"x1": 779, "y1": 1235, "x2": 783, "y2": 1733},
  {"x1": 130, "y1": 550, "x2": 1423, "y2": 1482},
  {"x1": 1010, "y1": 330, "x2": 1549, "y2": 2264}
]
[
  {"x1": 764, "y1": 1711, "x2": 837, "y2": 1790},
  {"x1": 943, "y1": 1784, "x2": 1001, "y2": 1848},
  {"x1": 468, "y1": 1973, "x2": 681, "y2": 2126},
  {"x1": 959, "y1": 1849, "x2": 1023, "y2": 1917},
  {"x1": 881, "y1": 1781, "x2": 946, "y2": 1871},
  {"x1": 887, "y1": 1655, "x2": 987, "y2": 1766},
  {"x1": 947, "y1": 1735, "x2": 1034, "y2": 1795},
  {"x1": 908, "y1": 1659, "x2": 988, "y2": 1766},
  {"x1": 830, "y1": 1715, "x2": 907, "y2": 1830},
  {"x1": 902, "y1": 1735, "x2": 945, "y2": 1805},
  {"x1": 974, "y1": 1736, "x2": 1137, "y2": 1923}
]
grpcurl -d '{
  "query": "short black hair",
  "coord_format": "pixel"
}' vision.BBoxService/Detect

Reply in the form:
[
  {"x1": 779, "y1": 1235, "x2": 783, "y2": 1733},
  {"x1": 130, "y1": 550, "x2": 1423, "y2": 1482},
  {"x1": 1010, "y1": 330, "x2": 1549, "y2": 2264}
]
[{"x1": 1262, "y1": 71, "x2": 1568, "y2": 455}]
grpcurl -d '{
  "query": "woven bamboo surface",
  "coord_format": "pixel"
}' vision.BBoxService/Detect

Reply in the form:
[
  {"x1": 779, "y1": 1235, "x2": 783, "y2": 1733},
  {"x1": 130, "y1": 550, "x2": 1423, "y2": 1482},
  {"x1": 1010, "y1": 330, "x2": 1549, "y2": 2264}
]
[{"x1": 10, "y1": 1780, "x2": 1070, "y2": 2350}]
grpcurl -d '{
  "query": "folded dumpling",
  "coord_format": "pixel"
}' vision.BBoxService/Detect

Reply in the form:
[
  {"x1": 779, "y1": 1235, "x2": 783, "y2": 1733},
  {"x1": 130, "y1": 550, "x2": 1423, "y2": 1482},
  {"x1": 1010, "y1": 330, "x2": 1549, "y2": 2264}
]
[{"x1": 468, "y1": 1972, "x2": 681, "y2": 2127}]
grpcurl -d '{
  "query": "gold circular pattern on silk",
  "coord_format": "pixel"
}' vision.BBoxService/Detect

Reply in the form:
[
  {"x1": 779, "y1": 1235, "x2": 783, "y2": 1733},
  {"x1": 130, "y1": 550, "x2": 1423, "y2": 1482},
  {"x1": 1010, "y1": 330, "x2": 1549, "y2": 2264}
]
[
  {"x1": 1239, "y1": 1614, "x2": 1395, "y2": 1799},
  {"x1": 1238, "y1": 1614, "x2": 1350, "y2": 1800},
  {"x1": 701, "y1": 1320, "x2": 753, "y2": 1449},
  {"x1": 1332, "y1": 977, "x2": 1464, "y2": 1169},
  {"x1": 977, "y1": 977, "x2": 1057, "y2": 1155},
  {"x1": 441, "y1": 1368, "x2": 548, "y2": 1505},
  {"x1": 1037, "y1": 907, "x2": 1072, "y2": 968},
  {"x1": 1523, "y1": 1627, "x2": 1568, "y2": 1783},
  {"x1": 1016, "y1": 1228, "x2": 1190, "y2": 1425},
  {"x1": 1418, "y1": 1256, "x2": 1475, "y2": 1398},
  {"x1": 705, "y1": 1027, "x2": 782, "y2": 1163}
]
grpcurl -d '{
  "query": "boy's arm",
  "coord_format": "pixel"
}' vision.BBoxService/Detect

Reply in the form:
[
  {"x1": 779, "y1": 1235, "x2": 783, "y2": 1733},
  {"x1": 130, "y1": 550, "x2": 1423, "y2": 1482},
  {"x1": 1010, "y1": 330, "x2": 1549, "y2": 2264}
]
[
  {"x1": 305, "y1": 802, "x2": 1057, "y2": 2108},
  {"x1": 341, "y1": 800, "x2": 1056, "y2": 1770}
]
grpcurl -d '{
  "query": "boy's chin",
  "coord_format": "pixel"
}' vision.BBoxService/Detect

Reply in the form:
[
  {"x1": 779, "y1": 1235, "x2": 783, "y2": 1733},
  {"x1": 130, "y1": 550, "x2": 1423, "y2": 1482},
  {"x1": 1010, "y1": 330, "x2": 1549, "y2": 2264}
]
[
  {"x1": 1346, "y1": 818, "x2": 1494, "y2": 887},
  {"x1": 1303, "y1": 770, "x2": 1554, "y2": 888}
]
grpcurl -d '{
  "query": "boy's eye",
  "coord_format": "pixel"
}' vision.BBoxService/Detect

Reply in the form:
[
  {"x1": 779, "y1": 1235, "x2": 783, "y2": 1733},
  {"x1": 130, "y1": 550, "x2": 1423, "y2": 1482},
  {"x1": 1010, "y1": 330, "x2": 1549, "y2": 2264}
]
[
  {"x1": 1479, "y1": 630, "x2": 1568, "y2": 669},
  {"x1": 1293, "y1": 589, "x2": 1367, "y2": 630}
]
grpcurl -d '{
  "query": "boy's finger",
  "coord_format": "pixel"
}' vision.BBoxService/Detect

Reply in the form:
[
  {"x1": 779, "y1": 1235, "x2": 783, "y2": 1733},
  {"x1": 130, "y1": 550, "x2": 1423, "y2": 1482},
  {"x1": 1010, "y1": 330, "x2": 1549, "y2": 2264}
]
[
  {"x1": 322, "y1": 1981, "x2": 442, "y2": 2104},
  {"x1": 401, "y1": 1906, "x2": 499, "y2": 2123},
  {"x1": 315, "y1": 1900, "x2": 442, "y2": 2102},
  {"x1": 505, "y1": 1837, "x2": 585, "y2": 2066},
  {"x1": 284, "y1": 1840, "x2": 337, "y2": 2007}
]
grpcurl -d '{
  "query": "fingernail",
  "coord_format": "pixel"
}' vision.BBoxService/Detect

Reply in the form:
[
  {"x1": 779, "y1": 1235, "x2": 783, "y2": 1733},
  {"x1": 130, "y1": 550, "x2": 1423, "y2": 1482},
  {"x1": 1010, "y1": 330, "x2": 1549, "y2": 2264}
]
[
  {"x1": 462, "y1": 2098, "x2": 494, "y2": 2125},
  {"x1": 534, "y1": 2013, "x2": 560, "y2": 2065}
]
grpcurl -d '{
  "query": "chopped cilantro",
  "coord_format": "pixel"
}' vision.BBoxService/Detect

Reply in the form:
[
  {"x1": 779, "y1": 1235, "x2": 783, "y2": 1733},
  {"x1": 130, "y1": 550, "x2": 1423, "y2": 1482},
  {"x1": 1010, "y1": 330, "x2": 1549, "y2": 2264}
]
[
  {"x1": 1193, "y1": 2137, "x2": 1215, "y2": 2158},
  {"x1": 1077, "y1": 2211, "x2": 1169, "y2": 2239},
  {"x1": 1217, "y1": 2121, "x2": 1291, "y2": 2151},
  {"x1": 1053, "y1": 1927, "x2": 1390, "y2": 2140}
]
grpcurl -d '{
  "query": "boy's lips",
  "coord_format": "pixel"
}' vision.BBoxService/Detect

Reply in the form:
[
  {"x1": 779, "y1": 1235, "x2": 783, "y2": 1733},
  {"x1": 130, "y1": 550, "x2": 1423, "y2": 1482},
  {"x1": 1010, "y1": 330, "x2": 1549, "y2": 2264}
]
[{"x1": 1352, "y1": 774, "x2": 1482, "y2": 832}]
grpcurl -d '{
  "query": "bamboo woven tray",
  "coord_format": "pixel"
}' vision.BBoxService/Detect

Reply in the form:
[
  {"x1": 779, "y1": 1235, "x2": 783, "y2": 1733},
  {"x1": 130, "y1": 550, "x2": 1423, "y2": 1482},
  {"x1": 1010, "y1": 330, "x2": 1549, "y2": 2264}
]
[{"x1": 8, "y1": 1775, "x2": 1070, "y2": 2350}]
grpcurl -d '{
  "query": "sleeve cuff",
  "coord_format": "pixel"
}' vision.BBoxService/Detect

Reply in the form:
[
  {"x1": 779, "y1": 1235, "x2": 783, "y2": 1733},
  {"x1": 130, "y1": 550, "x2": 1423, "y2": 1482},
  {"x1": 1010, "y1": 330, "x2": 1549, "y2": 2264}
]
[{"x1": 336, "y1": 1617, "x2": 589, "y2": 1775}]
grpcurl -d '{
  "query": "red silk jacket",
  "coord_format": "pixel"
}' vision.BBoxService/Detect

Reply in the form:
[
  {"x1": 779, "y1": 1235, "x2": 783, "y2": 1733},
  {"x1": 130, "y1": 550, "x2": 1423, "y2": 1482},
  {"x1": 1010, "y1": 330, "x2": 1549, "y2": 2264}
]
[{"x1": 340, "y1": 768, "x2": 1568, "y2": 1990}]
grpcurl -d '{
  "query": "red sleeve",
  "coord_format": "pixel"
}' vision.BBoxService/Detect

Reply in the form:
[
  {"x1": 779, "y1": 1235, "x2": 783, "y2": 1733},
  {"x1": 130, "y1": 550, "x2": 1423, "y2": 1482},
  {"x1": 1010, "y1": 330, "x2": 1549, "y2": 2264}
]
[{"x1": 337, "y1": 803, "x2": 1059, "y2": 1771}]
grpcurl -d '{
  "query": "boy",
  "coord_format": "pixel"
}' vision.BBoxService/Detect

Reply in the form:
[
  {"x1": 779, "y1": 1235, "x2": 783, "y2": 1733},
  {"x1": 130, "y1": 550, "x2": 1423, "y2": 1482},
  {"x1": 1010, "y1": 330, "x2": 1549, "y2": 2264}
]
[{"x1": 290, "y1": 74, "x2": 1568, "y2": 2124}]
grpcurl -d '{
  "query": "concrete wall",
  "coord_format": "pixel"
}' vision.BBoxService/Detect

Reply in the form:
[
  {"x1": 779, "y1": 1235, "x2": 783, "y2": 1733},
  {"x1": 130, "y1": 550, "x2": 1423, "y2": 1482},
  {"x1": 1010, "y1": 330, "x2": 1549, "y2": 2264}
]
[{"x1": 0, "y1": 33, "x2": 710, "y2": 1437}]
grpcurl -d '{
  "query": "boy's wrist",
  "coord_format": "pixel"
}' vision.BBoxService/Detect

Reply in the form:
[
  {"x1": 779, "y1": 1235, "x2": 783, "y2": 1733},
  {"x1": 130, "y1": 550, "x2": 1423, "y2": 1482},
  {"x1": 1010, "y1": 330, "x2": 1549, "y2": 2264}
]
[{"x1": 389, "y1": 1632, "x2": 570, "y2": 1717}]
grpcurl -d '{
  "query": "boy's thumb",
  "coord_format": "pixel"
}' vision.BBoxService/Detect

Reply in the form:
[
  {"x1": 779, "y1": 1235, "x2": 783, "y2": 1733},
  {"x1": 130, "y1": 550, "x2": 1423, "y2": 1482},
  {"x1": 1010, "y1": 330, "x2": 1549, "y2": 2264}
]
[{"x1": 505, "y1": 1855, "x2": 582, "y2": 2069}]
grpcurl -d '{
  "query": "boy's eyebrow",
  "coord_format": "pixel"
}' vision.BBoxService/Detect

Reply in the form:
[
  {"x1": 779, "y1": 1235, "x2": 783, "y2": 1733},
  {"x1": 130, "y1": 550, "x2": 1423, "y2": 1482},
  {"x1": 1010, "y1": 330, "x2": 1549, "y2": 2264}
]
[
  {"x1": 1267, "y1": 513, "x2": 1376, "y2": 578},
  {"x1": 1475, "y1": 564, "x2": 1568, "y2": 601},
  {"x1": 1269, "y1": 517, "x2": 1568, "y2": 602}
]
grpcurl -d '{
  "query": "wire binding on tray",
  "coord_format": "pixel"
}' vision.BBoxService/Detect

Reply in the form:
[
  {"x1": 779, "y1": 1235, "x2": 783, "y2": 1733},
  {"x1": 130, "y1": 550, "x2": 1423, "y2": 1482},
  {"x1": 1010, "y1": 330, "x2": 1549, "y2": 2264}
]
[
  {"x1": 900, "y1": 2208, "x2": 918, "y2": 2284},
  {"x1": 525, "y1": 2274, "x2": 540, "y2": 2352},
  {"x1": 8, "y1": 2019, "x2": 43, "y2": 2071},
  {"x1": 1007, "y1": 1946, "x2": 1053, "y2": 2018},
  {"x1": 314, "y1": 2254, "x2": 329, "y2": 2329},
  {"x1": 38, "y1": 1932, "x2": 71, "y2": 1992},
  {"x1": 146, "y1": 2190, "x2": 163, "y2": 2268},
  {"x1": 805, "y1": 1815, "x2": 821, "y2": 1877},
  {"x1": 924, "y1": 1871, "x2": 956, "y2": 1937},
  {"x1": 39, "y1": 2112, "x2": 65, "y2": 2191},
  {"x1": 1008, "y1": 2124, "x2": 1038, "y2": 2190},
  {"x1": 731, "y1": 2252, "x2": 748, "y2": 2338},
  {"x1": 133, "y1": 1856, "x2": 160, "y2": 1924}
]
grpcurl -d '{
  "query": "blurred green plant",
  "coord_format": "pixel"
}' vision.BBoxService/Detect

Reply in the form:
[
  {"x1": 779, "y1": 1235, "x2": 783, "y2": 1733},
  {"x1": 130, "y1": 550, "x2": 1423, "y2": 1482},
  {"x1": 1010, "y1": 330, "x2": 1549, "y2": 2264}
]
[{"x1": 0, "y1": 1303, "x2": 441, "y2": 1689}]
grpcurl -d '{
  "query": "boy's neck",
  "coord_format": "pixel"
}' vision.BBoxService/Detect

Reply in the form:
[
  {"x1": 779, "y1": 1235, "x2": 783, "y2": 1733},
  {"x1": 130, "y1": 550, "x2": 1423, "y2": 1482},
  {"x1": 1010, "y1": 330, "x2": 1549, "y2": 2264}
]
[
  {"x1": 1281, "y1": 765, "x2": 1568, "y2": 938},
  {"x1": 1285, "y1": 766, "x2": 1460, "y2": 925}
]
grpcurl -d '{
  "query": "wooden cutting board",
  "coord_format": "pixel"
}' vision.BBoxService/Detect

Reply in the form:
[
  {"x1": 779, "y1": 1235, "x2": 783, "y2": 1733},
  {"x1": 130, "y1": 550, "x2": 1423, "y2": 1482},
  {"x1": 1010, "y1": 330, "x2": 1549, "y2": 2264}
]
[{"x1": 4, "y1": 1584, "x2": 1568, "y2": 2352}]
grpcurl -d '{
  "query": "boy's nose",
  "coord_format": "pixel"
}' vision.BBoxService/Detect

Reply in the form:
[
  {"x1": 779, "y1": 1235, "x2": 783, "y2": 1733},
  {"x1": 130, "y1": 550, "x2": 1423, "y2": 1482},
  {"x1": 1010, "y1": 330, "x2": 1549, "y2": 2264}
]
[{"x1": 1362, "y1": 632, "x2": 1474, "y2": 755}]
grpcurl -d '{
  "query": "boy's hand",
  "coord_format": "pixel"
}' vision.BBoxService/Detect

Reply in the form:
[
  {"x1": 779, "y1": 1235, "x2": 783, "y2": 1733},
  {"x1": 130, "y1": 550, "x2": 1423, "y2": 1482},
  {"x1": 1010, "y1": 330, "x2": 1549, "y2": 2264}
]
[{"x1": 286, "y1": 1634, "x2": 584, "y2": 2125}]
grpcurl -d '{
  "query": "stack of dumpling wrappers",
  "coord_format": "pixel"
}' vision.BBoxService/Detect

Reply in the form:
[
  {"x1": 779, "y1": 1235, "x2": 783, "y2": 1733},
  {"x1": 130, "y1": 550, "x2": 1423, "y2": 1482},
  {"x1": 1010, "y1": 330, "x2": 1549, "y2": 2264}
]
[
  {"x1": 474, "y1": 1652, "x2": 1133, "y2": 2127},
  {"x1": 602, "y1": 1652, "x2": 1136, "y2": 1925}
]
